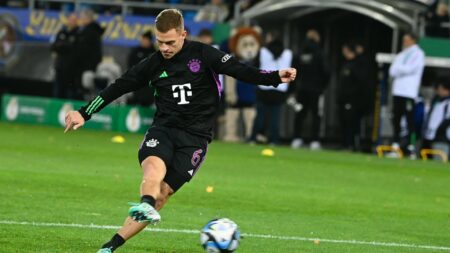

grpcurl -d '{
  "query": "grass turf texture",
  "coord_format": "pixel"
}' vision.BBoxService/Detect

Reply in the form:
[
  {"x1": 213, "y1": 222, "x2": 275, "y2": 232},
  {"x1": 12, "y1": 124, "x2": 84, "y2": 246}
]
[{"x1": 0, "y1": 122, "x2": 449, "y2": 253}]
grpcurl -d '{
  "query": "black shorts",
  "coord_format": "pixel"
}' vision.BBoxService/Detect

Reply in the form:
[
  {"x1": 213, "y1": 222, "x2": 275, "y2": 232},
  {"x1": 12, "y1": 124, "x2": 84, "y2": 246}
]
[{"x1": 138, "y1": 126, "x2": 208, "y2": 192}]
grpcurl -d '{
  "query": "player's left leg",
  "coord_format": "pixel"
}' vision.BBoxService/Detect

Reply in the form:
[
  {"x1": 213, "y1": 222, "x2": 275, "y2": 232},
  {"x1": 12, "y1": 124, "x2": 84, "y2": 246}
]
[
  {"x1": 118, "y1": 181, "x2": 174, "y2": 239},
  {"x1": 97, "y1": 181, "x2": 175, "y2": 253}
]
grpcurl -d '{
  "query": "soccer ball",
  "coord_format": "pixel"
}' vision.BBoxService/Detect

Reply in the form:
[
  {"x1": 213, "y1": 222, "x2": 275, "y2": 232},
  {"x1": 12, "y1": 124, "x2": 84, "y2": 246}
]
[{"x1": 200, "y1": 218, "x2": 241, "y2": 253}]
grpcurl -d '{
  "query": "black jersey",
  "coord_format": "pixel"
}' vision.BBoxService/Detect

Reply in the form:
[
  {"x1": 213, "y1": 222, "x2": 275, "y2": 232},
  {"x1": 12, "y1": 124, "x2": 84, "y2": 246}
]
[{"x1": 78, "y1": 40, "x2": 282, "y2": 140}]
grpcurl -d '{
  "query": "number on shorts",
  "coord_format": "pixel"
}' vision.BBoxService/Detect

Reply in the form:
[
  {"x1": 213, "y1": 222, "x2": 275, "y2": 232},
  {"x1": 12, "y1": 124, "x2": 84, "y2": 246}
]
[{"x1": 191, "y1": 149, "x2": 203, "y2": 167}]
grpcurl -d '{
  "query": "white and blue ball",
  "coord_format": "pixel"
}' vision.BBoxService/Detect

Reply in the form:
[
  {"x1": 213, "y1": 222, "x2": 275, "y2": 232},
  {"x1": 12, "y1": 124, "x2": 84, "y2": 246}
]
[{"x1": 200, "y1": 218, "x2": 241, "y2": 253}]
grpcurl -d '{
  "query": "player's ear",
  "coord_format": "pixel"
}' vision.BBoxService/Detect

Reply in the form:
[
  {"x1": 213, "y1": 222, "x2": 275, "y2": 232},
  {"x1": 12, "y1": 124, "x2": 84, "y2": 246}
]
[{"x1": 181, "y1": 30, "x2": 187, "y2": 39}]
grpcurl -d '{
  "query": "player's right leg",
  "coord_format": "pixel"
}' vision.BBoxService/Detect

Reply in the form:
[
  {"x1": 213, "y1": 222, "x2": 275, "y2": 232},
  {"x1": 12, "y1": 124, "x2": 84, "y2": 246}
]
[
  {"x1": 127, "y1": 126, "x2": 174, "y2": 223},
  {"x1": 96, "y1": 127, "x2": 175, "y2": 252}
]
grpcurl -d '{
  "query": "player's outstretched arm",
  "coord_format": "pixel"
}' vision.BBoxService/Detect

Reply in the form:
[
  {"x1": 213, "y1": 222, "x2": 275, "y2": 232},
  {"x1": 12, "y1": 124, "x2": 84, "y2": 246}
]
[
  {"x1": 64, "y1": 111, "x2": 85, "y2": 133},
  {"x1": 203, "y1": 44, "x2": 297, "y2": 86},
  {"x1": 279, "y1": 68, "x2": 297, "y2": 83}
]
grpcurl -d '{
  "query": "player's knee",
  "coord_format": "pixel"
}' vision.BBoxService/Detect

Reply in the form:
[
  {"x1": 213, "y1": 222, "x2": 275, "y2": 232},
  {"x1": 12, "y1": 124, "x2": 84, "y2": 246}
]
[
  {"x1": 142, "y1": 158, "x2": 165, "y2": 180},
  {"x1": 142, "y1": 156, "x2": 165, "y2": 172}
]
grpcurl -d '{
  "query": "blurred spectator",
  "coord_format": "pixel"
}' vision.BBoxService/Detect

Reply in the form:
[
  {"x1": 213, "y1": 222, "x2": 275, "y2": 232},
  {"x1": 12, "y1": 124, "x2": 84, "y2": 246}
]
[
  {"x1": 77, "y1": 9, "x2": 104, "y2": 72},
  {"x1": 128, "y1": 30, "x2": 156, "y2": 67},
  {"x1": 194, "y1": 0, "x2": 229, "y2": 23},
  {"x1": 82, "y1": 56, "x2": 123, "y2": 102},
  {"x1": 127, "y1": 30, "x2": 156, "y2": 106},
  {"x1": 181, "y1": 0, "x2": 208, "y2": 4},
  {"x1": 0, "y1": 21, "x2": 16, "y2": 59},
  {"x1": 291, "y1": 29, "x2": 329, "y2": 150},
  {"x1": 424, "y1": 81, "x2": 450, "y2": 158},
  {"x1": 426, "y1": 3, "x2": 450, "y2": 38},
  {"x1": 249, "y1": 31, "x2": 293, "y2": 145},
  {"x1": 354, "y1": 41, "x2": 374, "y2": 114},
  {"x1": 94, "y1": 56, "x2": 122, "y2": 88},
  {"x1": 354, "y1": 41, "x2": 377, "y2": 151},
  {"x1": 389, "y1": 32, "x2": 425, "y2": 157},
  {"x1": 337, "y1": 43, "x2": 365, "y2": 150},
  {"x1": 76, "y1": 9, "x2": 105, "y2": 100},
  {"x1": 196, "y1": 28, "x2": 229, "y2": 140},
  {"x1": 50, "y1": 13, "x2": 79, "y2": 99},
  {"x1": 224, "y1": 0, "x2": 261, "y2": 21},
  {"x1": 197, "y1": 28, "x2": 214, "y2": 45}
]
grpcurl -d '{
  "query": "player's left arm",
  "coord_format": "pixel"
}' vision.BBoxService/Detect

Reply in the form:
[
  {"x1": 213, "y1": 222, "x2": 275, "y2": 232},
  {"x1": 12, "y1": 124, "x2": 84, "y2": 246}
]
[{"x1": 202, "y1": 44, "x2": 296, "y2": 85}]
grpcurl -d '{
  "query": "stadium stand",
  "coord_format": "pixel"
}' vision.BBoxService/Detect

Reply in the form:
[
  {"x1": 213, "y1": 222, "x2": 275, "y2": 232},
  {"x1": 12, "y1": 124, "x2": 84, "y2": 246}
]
[{"x1": 2, "y1": 0, "x2": 450, "y2": 157}]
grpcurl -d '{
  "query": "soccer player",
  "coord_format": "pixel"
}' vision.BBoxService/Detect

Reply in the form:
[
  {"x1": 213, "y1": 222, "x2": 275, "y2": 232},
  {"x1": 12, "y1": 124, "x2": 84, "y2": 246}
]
[{"x1": 64, "y1": 9, "x2": 296, "y2": 253}]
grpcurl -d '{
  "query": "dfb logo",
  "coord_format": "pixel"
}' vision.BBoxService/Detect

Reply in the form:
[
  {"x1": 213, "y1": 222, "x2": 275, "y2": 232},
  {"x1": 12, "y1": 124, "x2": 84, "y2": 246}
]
[{"x1": 172, "y1": 83, "x2": 192, "y2": 105}]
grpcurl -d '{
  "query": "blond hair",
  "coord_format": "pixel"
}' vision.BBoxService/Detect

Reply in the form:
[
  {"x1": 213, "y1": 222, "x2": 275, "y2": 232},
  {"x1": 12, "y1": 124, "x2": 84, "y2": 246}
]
[{"x1": 155, "y1": 9, "x2": 184, "y2": 33}]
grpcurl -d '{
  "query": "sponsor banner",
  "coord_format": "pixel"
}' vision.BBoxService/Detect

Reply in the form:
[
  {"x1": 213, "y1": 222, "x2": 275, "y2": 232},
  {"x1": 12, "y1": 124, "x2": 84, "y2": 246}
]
[
  {"x1": 116, "y1": 106, "x2": 155, "y2": 133},
  {"x1": 48, "y1": 99, "x2": 117, "y2": 130},
  {"x1": 0, "y1": 8, "x2": 213, "y2": 46},
  {"x1": 1, "y1": 94, "x2": 51, "y2": 124},
  {"x1": 1, "y1": 94, "x2": 155, "y2": 133}
]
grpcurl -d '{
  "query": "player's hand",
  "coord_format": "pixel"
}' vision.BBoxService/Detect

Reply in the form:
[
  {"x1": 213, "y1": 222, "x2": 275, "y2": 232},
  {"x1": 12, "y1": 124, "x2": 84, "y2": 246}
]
[
  {"x1": 279, "y1": 68, "x2": 297, "y2": 83},
  {"x1": 64, "y1": 111, "x2": 85, "y2": 133}
]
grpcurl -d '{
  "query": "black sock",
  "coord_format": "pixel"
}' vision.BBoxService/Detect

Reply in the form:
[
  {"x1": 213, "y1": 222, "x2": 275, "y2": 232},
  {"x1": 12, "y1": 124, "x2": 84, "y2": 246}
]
[
  {"x1": 141, "y1": 195, "x2": 156, "y2": 207},
  {"x1": 101, "y1": 233, "x2": 125, "y2": 252}
]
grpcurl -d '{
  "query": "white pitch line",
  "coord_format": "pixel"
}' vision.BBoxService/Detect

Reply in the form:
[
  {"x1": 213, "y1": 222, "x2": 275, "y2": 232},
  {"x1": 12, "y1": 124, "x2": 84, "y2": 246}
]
[{"x1": 1, "y1": 220, "x2": 450, "y2": 251}]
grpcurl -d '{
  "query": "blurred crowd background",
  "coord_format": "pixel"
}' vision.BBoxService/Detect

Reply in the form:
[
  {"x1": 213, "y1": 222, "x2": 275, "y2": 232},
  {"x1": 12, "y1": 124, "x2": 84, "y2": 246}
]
[{"x1": 1, "y1": 0, "x2": 450, "y2": 160}]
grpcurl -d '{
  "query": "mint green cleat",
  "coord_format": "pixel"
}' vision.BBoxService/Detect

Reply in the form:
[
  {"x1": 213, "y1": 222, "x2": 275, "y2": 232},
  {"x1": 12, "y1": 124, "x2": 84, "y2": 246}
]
[
  {"x1": 128, "y1": 202, "x2": 161, "y2": 224},
  {"x1": 96, "y1": 248, "x2": 112, "y2": 253}
]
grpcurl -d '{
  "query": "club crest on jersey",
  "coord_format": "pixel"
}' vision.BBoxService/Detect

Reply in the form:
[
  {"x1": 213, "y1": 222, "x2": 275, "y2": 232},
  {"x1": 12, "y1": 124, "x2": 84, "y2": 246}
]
[
  {"x1": 187, "y1": 59, "x2": 201, "y2": 73},
  {"x1": 145, "y1": 139, "x2": 159, "y2": 148}
]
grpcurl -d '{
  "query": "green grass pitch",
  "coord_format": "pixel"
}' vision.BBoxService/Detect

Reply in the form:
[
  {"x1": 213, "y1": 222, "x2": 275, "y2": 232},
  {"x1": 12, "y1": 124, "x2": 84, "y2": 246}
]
[{"x1": 0, "y1": 122, "x2": 449, "y2": 253}]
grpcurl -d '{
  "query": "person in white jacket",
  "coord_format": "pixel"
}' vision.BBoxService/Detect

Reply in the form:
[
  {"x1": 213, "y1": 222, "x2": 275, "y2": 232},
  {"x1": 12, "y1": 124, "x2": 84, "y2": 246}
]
[{"x1": 389, "y1": 32, "x2": 425, "y2": 155}]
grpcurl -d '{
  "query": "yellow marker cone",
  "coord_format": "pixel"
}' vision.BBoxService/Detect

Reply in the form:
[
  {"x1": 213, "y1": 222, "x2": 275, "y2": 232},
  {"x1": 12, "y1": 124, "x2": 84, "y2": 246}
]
[
  {"x1": 111, "y1": 135, "x2": 125, "y2": 143},
  {"x1": 261, "y1": 148, "x2": 274, "y2": 157},
  {"x1": 206, "y1": 186, "x2": 214, "y2": 193}
]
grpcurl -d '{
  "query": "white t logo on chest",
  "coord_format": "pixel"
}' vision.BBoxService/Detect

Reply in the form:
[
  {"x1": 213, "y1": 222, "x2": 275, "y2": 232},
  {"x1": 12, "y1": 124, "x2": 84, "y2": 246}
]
[{"x1": 172, "y1": 83, "x2": 192, "y2": 105}]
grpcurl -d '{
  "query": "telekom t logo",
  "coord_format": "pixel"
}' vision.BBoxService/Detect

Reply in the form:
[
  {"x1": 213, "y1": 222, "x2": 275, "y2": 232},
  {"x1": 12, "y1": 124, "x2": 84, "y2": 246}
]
[{"x1": 172, "y1": 83, "x2": 192, "y2": 105}]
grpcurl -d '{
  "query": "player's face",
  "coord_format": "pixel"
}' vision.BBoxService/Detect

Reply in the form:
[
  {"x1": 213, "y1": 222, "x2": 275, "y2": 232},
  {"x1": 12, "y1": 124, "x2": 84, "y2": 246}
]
[{"x1": 156, "y1": 28, "x2": 186, "y2": 59}]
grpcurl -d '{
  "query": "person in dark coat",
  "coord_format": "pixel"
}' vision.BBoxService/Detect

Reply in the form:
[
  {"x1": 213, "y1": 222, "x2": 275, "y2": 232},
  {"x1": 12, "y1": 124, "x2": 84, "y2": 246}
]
[
  {"x1": 291, "y1": 29, "x2": 329, "y2": 150},
  {"x1": 75, "y1": 9, "x2": 104, "y2": 100},
  {"x1": 337, "y1": 43, "x2": 365, "y2": 150},
  {"x1": 426, "y1": 3, "x2": 450, "y2": 38},
  {"x1": 128, "y1": 30, "x2": 156, "y2": 68},
  {"x1": 51, "y1": 13, "x2": 79, "y2": 99},
  {"x1": 77, "y1": 9, "x2": 104, "y2": 71},
  {"x1": 127, "y1": 31, "x2": 157, "y2": 106}
]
